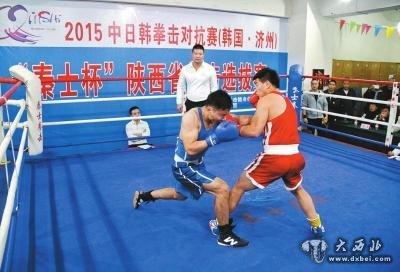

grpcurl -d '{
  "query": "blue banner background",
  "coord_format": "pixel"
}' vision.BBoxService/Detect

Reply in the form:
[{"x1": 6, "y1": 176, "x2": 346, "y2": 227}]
[{"x1": 0, "y1": 47, "x2": 288, "y2": 155}]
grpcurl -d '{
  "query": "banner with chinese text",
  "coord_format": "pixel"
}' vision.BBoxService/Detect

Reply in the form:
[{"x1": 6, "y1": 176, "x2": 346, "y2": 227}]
[{"x1": 0, "y1": 1, "x2": 288, "y2": 153}]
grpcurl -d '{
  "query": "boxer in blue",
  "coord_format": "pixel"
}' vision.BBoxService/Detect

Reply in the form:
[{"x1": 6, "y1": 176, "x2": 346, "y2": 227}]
[{"x1": 133, "y1": 90, "x2": 248, "y2": 248}]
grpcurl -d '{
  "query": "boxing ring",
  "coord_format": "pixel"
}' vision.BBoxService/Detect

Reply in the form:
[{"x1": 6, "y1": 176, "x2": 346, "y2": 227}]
[{"x1": 0, "y1": 67, "x2": 399, "y2": 271}]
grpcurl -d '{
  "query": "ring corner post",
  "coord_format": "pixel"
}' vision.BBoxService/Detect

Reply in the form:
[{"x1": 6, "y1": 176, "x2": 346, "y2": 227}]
[
  {"x1": 9, "y1": 65, "x2": 43, "y2": 156},
  {"x1": 287, "y1": 64, "x2": 303, "y2": 125}
]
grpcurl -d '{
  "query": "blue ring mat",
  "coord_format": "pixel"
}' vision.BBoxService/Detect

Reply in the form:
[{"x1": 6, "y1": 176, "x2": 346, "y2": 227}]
[{"x1": 4, "y1": 133, "x2": 400, "y2": 272}]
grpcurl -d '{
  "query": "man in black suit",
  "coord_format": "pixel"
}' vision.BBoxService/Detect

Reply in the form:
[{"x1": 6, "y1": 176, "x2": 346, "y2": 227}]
[
  {"x1": 336, "y1": 79, "x2": 362, "y2": 120},
  {"x1": 324, "y1": 80, "x2": 340, "y2": 127}
]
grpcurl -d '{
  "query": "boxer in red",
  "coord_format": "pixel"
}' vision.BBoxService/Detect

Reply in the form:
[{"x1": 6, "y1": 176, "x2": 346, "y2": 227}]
[{"x1": 213, "y1": 68, "x2": 325, "y2": 238}]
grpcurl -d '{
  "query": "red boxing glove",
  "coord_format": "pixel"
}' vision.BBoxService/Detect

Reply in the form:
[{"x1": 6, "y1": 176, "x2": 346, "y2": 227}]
[
  {"x1": 249, "y1": 92, "x2": 259, "y2": 108},
  {"x1": 225, "y1": 114, "x2": 240, "y2": 129}
]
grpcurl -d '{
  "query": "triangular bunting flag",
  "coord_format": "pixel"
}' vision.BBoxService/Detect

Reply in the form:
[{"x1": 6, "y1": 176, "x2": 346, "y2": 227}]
[
  {"x1": 339, "y1": 20, "x2": 396, "y2": 38},
  {"x1": 374, "y1": 25, "x2": 382, "y2": 36},
  {"x1": 365, "y1": 24, "x2": 372, "y2": 35},
  {"x1": 349, "y1": 21, "x2": 357, "y2": 32},
  {"x1": 386, "y1": 26, "x2": 395, "y2": 38},
  {"x1": 361, "y1": 23, "x2": 368, "y2": 34},
  {"x1": 339, "y1": 19, "x2": 346, "y2": 30}
]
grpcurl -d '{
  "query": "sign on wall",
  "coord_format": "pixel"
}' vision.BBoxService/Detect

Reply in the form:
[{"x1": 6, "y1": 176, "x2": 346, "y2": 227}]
[
  {"x1": 0, "y1": 1, "x2": 285, "y2": 50},
  {"x1": 0, "y1": 1, "x2": 288, "y2": 101},
  {"x1": 0, "y1": 1, "x2": 289, "y2": 151}
]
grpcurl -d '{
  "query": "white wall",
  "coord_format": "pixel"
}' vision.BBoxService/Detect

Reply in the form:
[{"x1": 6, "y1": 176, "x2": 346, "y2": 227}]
[
  {"x1": 303, "y1": 1, "x2": 334, "y2": 77},
  {"x1": 286, "y1": 0, "x2": 307, "y2": 70},
  {"x1": 287, "y1": 0, "x2": 335, "y2": 77},
  {"x1": 297, "y1": 2, "x2": 400, "y2": 77},
  {"x1": 319, "y1": 0, "x2": 400, "y2": 17},
  {"x1": 86, "y1": 0, "x2": 289, "y2": 17},
  {"x1": 84, "y1": 0, "x2": 400, "y2": 75}
]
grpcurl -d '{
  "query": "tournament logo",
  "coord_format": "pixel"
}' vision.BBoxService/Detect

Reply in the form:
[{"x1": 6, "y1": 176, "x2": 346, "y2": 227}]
[
  {"x1": 0, "y1": 4, "x2": 38, "y2": 43},
  {"x1": 301, "y1": 236, "x2": 392, "y2": 264},
  {"x1": 301, "y1": 238, "x2": 328, "y2": 263}
]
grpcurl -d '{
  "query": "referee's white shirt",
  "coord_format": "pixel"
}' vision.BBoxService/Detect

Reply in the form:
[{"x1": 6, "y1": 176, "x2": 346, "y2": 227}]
[{"x1": 176, "y1": 61, "x2": 218, "y2": 105}]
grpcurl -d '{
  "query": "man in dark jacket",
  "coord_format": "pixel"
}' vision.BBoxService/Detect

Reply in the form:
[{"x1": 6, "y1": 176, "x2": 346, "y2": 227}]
[
  {"x1": 336, "y1": 79, "x2": 362, "y2": 120},
  {"x1": 324, "y1": 79, "x2": 340, "y2": 126}
]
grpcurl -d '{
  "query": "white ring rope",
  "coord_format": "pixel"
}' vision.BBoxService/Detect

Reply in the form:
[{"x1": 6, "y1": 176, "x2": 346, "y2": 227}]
[
  {"x1": 0, "y1": 102, "x2": 26, "y2": 161},
  {"x1": 0, "y1": 127, "x2": 27, "y2": 265},
  {"x1": 1, "y1": 100, "x2": 24, "y2": 107},
  {"x1": 0, "y1": 84, "x2": 9, "y2": 189},
  {"x1": 42, "y1": 108, "x2": 255, "y2": 126},
  {"x1": 301, "y1": 106, "x2": 400, "y2": 129},
  {"x1": 0, "y1": 66, "x2": 42, "y2": 270},
  {"x1": 302, "y1": 81, "x2": 400, "y2": 147},
  {"x1": 1, "y1": 122, "x2": 29, "y2": 130},
  {"x1": 4, "y1": 103, "x2": 17, "y2": 189},
  {"x1": 303, "y1": 91, "x2": 399, "y2": 106}
]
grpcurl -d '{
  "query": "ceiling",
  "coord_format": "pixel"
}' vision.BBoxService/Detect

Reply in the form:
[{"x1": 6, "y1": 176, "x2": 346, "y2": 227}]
[{"x1": 317, "y1": 0, "x2": 400, "y2": 17}]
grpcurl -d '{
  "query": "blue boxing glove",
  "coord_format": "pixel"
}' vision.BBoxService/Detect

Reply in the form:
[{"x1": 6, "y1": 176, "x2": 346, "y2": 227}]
[{"x1": 206, "y1": 121, "x2": 239, "y2": 147}]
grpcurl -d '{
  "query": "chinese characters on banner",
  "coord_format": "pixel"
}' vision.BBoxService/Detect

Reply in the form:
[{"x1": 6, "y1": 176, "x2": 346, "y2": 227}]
[
  {"x1": 1, "y1": 2, "x2": 287, "y2": 100},
  {"x1": 32, "y1": 61, "x2": 268, "y2": 100},
  {"x1": 334, "y1": 237, "x2": 383, "y2": 253},
  {"x1": 0, "y1": 2, "x2": 283, "y2": 50},
  {"x1": 63, "y1": 21, "x2": 278, "y2": 49}
]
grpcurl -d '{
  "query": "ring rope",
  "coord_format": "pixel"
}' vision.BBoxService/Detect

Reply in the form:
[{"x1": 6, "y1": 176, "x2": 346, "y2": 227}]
[
  {"x1": 303, "y1": 91, "x2": 399, "y2": 106},
  {"x1": 0, "y1": 82, "x2": 22, "y2": 107},
  {"x1": 4, "y1": 103, "x2": 17, "y2": 188},
  {"x1": 0, "y1": 78, "x2": 17, "y2": 84},
  {"x1": 302, "y1": 123, "x2": 399, "y2": 149},
  {"x1": 0, "y1": 83, "x2": 9, "y2": 189},
  {"x1": 0, "y1": 104, "x2": 26, "y2": 158},
  {"x1": 0, "y1": 66, "x2": 42, "y2": 269},
  {"x1": 303, "y1": 75, "x2": 397, "y2": 86},
  {"x1": 301, "y1": 106, "x2": 400, "y2": 129},
  {"x1": 0, "y1": 127, "x2": 27, "y2": 264},
  {"x1": 42, "y1": 108, "x2": 255, "y2": 126},
  {"x1": 302, "y1": 75, "x2": 399, "y2": 147},
  {"x1": 43, "y1": 133, "x2": 179, "y2": 149},
  {"x1": 37, "y1": 74, "x2": 269, "y2": 84}
]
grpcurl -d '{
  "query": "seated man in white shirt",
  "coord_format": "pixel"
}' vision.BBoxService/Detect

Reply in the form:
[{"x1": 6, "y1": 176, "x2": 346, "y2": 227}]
[
  {"x1": 125, "y1": 106, "x2": 152, "y2": 148},
  {"x1": 388, "y1": 142, "x2": 400, "y2": 161}
]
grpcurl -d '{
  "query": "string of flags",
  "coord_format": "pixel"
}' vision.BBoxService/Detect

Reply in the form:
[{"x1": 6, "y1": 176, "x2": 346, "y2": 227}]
[{"x1": 338, "y1": 19, "x2": 399, "y2": 38}]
